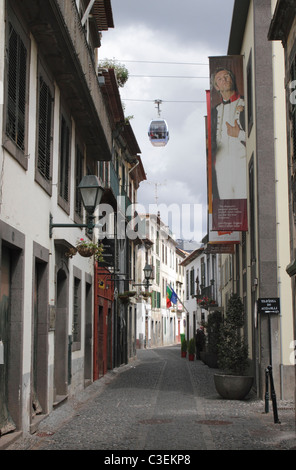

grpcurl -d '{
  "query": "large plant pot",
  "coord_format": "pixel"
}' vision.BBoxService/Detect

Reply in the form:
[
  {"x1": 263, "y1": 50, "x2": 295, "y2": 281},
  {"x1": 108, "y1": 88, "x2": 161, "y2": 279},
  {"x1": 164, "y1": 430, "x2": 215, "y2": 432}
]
[
  {"x1": 200, "y1": 351, "x2": 206, "y2": 364},
  {"x1": 188, "y1": 353, "x2": 195, "y2": 361},
  {"x1": 205, "y1": 352, "x2": 218, "y2": 368},
  {"x1": 214, "y1": 374, "x2": 254, "y2": 400},
  {"x1": 181, "y1": 351, "x2": 187, "y2": 358}
]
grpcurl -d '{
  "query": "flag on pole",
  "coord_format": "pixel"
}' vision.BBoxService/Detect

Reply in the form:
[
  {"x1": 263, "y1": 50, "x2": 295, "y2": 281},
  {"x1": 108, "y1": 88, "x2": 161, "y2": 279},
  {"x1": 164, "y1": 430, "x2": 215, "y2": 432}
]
[{"x1": 166, "y1": 285, "x2": 178, "y2": 308}]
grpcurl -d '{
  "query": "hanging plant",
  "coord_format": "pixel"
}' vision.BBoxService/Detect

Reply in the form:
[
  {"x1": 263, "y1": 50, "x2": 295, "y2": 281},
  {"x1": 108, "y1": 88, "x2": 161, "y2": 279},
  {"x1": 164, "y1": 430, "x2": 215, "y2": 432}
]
[
  {"x1": 66, "y1": 238, "x2": 104, "y2": 262},
  {"x1": 197, "y1": 296, "x2": 217, "y2": 310},
  {"x1": 98, "y1": 58, "x2": 129, "y2": 88},
  {"x1": 118, "y1": 291, "x2": 137, "y2": 304}
]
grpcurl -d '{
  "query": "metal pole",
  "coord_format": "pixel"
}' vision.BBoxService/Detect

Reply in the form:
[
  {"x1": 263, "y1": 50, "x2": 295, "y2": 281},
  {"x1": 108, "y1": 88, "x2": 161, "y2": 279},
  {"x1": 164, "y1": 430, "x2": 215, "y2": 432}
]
[
  {"x1": 268, "y1": 365, "x2": 280, "y2": 424},
  {"x1": 265, "y1": 367, "x2": 269, "y2": 413},
  {"x1": 266, "y1": 311, "x2": 280, "y2": 424}
]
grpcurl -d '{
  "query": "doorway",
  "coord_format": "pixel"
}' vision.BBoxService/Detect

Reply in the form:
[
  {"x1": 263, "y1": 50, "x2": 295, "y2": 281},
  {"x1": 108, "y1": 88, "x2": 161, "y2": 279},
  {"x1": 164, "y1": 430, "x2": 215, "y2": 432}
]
[{"x1": 54, "y1": 266, "x2": 69, "y2": 404}]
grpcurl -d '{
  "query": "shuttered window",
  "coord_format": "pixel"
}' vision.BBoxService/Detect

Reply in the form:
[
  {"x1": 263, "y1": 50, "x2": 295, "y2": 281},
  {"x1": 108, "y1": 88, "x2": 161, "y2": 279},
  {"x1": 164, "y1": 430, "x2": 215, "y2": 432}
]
[
  {"x1": 291, "y1": 56, "x2": 296, "y2": 161},
  {"x1": 37, "y1": 76, "x2": 53, "y2": 182},
  {"x1": 73, "y1": 277, "x2": 81, "y2": 344},
  {"x1": 59, "y1": 114, "x2": 71, "y2": 205},
  {"x1": 75, "y1": 144, "x2": 83, "y2": 217},
  {"x1": 6, "y1": 20, "x2": 27, "y2": 151}
]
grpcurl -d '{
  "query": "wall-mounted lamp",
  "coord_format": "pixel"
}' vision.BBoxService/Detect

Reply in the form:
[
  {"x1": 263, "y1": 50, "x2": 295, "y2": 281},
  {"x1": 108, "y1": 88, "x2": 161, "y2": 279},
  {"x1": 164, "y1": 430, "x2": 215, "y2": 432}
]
[
  {"x1": 49, "y1": 175, "x2": 104, "y2": 238},
  {"x1": 133, "y1": 263, "x2": 154, "y2": 290}
]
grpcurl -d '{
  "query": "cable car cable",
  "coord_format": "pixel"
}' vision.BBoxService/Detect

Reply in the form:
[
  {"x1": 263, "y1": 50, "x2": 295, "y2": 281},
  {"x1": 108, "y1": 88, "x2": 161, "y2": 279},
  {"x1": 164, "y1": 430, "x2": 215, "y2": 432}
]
[
  {"x1": 129, "y1": 74, "x2": 209, "y2": 79},
  {"x1": 115, "y1": 59, "x2": 208, "y2": 66},
  {"x1": 121, "y1": 99, "x2": 206, "y2": 103}
]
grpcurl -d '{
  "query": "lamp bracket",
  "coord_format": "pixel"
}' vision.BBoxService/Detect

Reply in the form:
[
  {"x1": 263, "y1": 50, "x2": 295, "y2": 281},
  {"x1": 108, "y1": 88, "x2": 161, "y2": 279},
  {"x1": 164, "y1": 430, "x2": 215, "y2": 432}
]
[{"x1": 49, "y1": 213, "x2": 95, "y2": 238}]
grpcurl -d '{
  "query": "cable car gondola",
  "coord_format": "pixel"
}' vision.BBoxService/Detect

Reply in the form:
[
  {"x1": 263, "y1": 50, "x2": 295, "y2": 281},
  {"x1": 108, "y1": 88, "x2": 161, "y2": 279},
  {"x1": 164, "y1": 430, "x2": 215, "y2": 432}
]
[{"x1": 148, "y1": 100, "x2": 169, "y2": 147}]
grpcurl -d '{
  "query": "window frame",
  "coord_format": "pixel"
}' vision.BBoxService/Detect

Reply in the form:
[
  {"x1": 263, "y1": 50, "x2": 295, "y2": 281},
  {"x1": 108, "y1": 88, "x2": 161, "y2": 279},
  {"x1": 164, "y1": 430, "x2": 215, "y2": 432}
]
[
  {"x1": 58, "y1": 105, "x2": 71, "y2": 214},
  {"x1": 3, "y1": 4, "x2": 30, "y2": 169},
  {"x1": 72, "y1": 267, "x2": 82, "y2": 351},
  {"x1": 35, "y1": 59, "x2": 54, "y2": 195}
]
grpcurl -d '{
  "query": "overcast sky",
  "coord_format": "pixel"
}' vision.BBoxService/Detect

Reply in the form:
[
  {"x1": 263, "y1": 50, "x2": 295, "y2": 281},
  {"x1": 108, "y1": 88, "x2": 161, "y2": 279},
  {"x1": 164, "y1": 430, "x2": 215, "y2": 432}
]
[{"x1": 98, "y1": 0, "x2": 235, "y2": 242}]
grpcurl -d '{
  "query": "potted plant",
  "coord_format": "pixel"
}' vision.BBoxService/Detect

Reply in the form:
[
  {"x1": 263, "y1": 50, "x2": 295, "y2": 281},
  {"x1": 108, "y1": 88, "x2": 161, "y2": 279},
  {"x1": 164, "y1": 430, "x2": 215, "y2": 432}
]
[
  {"x1": 118, "y1": 291, "x2": 137, "y2": 304},
  {"x1": 214, "y1": 294, "x2": 253, "y2": 400},
  {"x1": 188, "y1": 338, "x2": 195, "y2": 361},
  {"x1": 204, "y1": 310, "x2": 222, "y2": 368},
  {"x1": 197, "y1": 296, "x2": 217, "y2": 310},
  {"x1": 181, "y1": 338, "x2": 187, "y2": 358},
  {"x1": 66, "y1": 238, "x2": 104, "y2": 262}
]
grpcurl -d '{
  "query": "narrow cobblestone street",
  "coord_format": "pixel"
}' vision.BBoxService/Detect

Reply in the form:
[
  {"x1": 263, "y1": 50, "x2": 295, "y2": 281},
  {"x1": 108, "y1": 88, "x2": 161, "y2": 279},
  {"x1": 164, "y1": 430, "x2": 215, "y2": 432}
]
[{"x1": 6, "y1": 346, "x2": 296, "y2": 452}]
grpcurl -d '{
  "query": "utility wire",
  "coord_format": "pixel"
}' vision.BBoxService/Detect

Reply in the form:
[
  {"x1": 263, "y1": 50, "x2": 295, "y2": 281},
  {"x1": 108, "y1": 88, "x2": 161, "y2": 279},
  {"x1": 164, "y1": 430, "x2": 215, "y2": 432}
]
[
  {"x1": 122, "y1": 99, "x2": 206, "y2": 103},
  {"x1": 116, "y1": 59, "x2": 208, "y2": 66},
  {"x1": 129, "y1": 74, "x2": 209, "y2": 79}
]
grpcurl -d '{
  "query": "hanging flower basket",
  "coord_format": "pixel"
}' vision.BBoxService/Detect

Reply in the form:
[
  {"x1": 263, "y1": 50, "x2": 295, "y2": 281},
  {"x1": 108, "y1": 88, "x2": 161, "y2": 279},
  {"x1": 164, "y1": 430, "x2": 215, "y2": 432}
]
[
  {"x1": 141, "y1": 291, "x2": 152, "y2": 300},
  {"x1": 118, "y1": 291, "x2": 137, "y2": 304},
  {"x1": 66, "y1": 238, "x2": 104, "y2": 262},
  {"x1": 77, "y1": 245, "x2": 96, "y2": 258},
  {"x1": 197, "y1": 296, "x2": 217, "y2": 310}
]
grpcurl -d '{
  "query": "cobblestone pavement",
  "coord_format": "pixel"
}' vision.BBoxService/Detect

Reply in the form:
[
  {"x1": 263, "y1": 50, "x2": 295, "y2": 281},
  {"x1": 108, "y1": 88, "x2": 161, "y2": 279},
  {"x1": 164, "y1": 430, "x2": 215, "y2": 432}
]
[{"x1": 5, "y1": 345, "x2": 296, "y2": 452}]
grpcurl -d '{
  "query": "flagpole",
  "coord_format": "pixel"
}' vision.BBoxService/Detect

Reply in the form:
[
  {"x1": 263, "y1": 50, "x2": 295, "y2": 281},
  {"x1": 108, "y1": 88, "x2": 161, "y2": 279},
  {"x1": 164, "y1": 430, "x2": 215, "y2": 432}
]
[{"x1": 167, "y1": 284, "x2": 190, "y2": 315}]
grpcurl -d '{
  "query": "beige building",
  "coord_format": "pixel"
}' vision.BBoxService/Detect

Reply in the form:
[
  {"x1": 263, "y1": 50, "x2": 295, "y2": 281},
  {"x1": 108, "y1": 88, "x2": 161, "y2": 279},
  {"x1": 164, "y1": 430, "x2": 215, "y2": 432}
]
[
  {"x1": 216, "y1": 0, "x2": 294, "y2": 399},
  {"x1": 268, "y1": 0, "x2": 296, "y2": 412}
]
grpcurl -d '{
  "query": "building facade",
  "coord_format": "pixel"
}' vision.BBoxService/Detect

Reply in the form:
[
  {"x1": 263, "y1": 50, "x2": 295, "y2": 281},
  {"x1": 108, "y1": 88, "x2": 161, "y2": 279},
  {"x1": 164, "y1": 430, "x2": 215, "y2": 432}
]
[
  {"x1": 180, "y1": 240, "x2": 222, "y2": 342},
  {"x1": 135, "y1": 214, "x2": 186, "y2": 349},
  {"x1": 211, "y1": 0, "x2": 294, "y2": 400},
  {"x1": 0, "y1": 0, "x2": 146, "y2": 445},
  {"x1": 268, "y1": 0, "x2": 296, "y2": 411}
]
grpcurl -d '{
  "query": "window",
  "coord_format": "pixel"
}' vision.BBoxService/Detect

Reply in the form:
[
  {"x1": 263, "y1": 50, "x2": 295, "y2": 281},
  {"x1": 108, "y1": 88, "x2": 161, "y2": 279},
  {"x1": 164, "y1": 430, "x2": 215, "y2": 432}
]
[
  {"x1": 58, "y1": 112, "x2": 71, "y2": 212},
  {"x1": 291, "y1": 54, "x2": 296, "y2": 161},
  {"x1": 156, "y1": 259, "x2": 160, "y2": 285},
  {"x1": 4, "y1": 9, "x2": 29, "y2": 168},
  {"x1": 75, "y1": 143, "x2": 83, "y2": 218},
  {"x1": 190, "y1": 267, "x2": 195, "y2": 296},
  {"x1": 36, "y1": 65, "x2": 54, "y2": 193},
  {"x1": 73, "y1": 276, "x2": 81, "y2": 347},
  {"x1": 201, "y1": 258, "x2": 205, "y2": 287},
  {"x1": 247, "y1": 50, "x2": 253, "y2": 136}
]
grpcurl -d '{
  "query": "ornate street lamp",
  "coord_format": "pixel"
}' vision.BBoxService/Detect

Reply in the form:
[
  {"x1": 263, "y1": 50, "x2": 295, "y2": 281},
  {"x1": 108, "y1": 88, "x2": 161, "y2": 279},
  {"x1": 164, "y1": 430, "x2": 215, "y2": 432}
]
[
  {"x1": 49, "y1": 175, "x2": 103, "y2": 238},
  {"x1": 133, "y1": 264, "x2": 154, "y2": 291}
]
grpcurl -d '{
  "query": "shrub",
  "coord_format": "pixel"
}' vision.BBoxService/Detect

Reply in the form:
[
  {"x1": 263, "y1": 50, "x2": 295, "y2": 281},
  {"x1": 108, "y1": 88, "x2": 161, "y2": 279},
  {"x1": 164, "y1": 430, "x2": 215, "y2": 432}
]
[
  {"x1": 217, "y1": 294, "x2": 249, "y2": 375},
  {"x1": 181, "y1": 339, "x2": 187, "y2": 352}
]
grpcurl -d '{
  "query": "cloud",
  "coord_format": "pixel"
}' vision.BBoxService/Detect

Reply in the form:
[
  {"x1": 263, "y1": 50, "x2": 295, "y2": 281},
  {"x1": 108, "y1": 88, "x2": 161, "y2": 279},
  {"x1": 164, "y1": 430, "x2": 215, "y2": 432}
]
[{"x1": 99, "y1": 1, "x2": 234, "y2": 242}]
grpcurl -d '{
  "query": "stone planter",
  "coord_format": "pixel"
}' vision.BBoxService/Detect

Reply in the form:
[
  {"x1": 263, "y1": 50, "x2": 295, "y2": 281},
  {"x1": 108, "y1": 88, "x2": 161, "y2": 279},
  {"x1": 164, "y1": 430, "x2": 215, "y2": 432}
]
[
  {"x1": 214, "y1": 374, "x2": 254, "y2": 400},
  {"x1": 205, "y1": 352, "x2": 218, "y2": 368}
]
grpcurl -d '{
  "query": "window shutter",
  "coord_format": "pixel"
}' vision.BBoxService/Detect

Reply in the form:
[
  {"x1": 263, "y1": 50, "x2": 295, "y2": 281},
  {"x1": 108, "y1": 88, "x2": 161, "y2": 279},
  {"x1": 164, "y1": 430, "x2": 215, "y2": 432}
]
[
  {"x1": 59, "y1": 115, "x2": 70, "y2": 202},
  {"x1": 37, "y1": 76, "x2": 53, "y2": 181},
  {"x1": 6, "y1": 22, "x2": 27, "y2": 151}
]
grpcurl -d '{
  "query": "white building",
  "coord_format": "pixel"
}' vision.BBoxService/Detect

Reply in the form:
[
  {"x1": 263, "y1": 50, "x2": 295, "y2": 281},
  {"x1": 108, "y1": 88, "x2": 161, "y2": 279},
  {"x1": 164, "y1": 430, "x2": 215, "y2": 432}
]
[
  {"x1": 135, "y1": 214, "x2": 186, "y2": 348},
  {"x1": 180, "y1": 241, "x2": 222, "y2": 341}
]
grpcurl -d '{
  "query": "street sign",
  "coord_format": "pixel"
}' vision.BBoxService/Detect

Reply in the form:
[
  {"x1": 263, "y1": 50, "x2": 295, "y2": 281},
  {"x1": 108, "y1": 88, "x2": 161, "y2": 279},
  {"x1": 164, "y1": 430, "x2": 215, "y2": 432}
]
[{"x1": 257, "y1": 298, "x2": 280, "y2": 315}]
